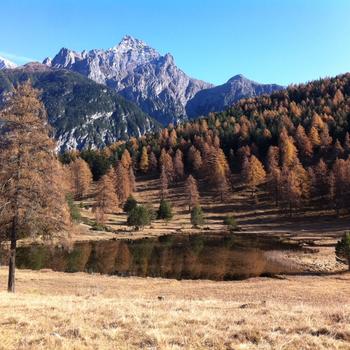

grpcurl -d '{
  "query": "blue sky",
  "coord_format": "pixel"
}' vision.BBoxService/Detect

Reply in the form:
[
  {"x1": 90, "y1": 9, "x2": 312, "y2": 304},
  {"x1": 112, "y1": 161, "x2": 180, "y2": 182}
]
[{"x1": 1, "y1": 0, "x2": 350, "y2": 86}]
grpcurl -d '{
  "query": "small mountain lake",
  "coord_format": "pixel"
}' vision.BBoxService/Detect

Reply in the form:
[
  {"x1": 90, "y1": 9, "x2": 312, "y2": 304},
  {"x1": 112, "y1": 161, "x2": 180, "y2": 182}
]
[{"x1": 0, "y1": 234, "x2": 302, "y2": 280}]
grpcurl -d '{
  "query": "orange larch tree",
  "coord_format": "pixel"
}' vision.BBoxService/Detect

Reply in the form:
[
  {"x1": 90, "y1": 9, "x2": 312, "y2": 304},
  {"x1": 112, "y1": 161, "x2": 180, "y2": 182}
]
[
  {"x1": 0, "y1": 82, "x2": 70, "y2": 292},
  {"x1": 69, "y1": 158, "x2": 93, "y2": 200},
  {"x1": 185, "y1": 175, "x2": 200, "y2": 211},
  {"x1": 93, "y1": 169, "x2": 119, "y2": 224}
]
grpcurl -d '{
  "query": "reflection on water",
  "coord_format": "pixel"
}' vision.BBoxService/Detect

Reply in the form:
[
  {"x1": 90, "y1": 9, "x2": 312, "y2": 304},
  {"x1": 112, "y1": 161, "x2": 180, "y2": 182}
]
[{"x1": 1, "y1": 234, "x2": 301, "y2": 280}]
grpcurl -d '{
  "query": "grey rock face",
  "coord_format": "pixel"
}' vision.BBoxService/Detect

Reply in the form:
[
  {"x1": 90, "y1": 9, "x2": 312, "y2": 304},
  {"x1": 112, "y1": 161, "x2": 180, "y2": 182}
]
[
  {"x1": 186, "y1": 74, "x2": 284, "y2": 118},
  {"x1": 47, "y1": 36, "x2": 213, "y2": 125}
]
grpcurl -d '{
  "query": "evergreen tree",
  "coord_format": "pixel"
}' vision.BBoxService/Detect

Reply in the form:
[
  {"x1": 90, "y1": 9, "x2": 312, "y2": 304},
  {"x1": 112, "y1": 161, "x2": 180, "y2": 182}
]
[
  {"x1": 335, "y1": 232, "x2": 350, "y2": 270},
  {"x1": 127, "y1": 205, "x2": 151, "y2": 230},
  {"x1": 123, "y1": 195, "x2": 137, "y2": 213},
  {"x1": 157, "y1": 199, "x2": 173, "y2": 221},
  {"x1": 191, "y1": 205, "x2": 205, "y2": 228},
  {"x1": 223, "y1": 215, "x2": 237, "y2": 231}
]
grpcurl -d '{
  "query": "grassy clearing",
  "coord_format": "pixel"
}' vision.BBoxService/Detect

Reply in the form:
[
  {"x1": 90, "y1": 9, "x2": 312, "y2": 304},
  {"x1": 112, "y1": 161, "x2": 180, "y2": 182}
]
[
  {"x1": 73, "y1": 174, "x2": 350, "y2": 241},
  {"x1": 0, "y1": 268, "x2": 349, "y2": 349}
]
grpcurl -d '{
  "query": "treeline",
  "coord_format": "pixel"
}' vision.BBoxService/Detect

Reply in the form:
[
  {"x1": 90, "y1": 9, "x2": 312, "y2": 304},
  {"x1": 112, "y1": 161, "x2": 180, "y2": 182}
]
[{"x1": 61, "y1": 73, "x2": 350, "y2": 216}]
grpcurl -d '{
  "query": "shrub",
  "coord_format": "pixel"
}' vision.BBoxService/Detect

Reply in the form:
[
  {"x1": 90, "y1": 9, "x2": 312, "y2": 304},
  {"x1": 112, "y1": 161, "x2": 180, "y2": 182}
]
[
  {"x1": 157, "y1": 199, "x2": 173, "y2": 221},
  {"x1": 223, "y1": 215, "x2": 237, "y2": 231},
  {"x1": 91, "y1": 221, "x2": 108, "y2": 231},
  {"x1": 66, "y1": 194, "x2": 81, "y2": 222},
  {"x1": 335, "y1": 232, "x2": 350, "y2": 270},
  {"x1": 191, "y1": 205, "x2": 204, "y2": 227},
  {"x1": 123, "y1": 195, "x2": 137, "y2": 213},
  {"x1": 127, "y1": 205, "x2": 151, "y2": 230}
]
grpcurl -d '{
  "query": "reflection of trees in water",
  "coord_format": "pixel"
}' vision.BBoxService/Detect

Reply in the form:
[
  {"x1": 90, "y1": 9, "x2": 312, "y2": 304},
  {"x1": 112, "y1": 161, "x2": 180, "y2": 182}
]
[
  {"x1": 87, "y1": 241, "x2": 120, "y2": 274},
  {"x1": 10, "y1": 235, "x2": 300, "y2": 280},
  {"x1": 128, "y1": 239, "x2": 156, "y2": 276},
  {"x1": 16, "y1": 245, "x2": 49, "y2": 270},
  {"x1": 115, "y1": 242, "x2": 132, "y2": 273}
]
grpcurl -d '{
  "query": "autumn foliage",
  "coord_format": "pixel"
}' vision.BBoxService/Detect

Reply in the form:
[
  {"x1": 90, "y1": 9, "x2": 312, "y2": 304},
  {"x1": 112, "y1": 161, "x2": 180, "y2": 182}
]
[{"x1": 58, "y1": 73, "x2": 350, "y2": 217}]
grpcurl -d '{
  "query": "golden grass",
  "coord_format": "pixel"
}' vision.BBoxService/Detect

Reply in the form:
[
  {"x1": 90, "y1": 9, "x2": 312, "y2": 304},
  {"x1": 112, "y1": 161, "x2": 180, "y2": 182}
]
[{"x1": 0, "y1": 267, "x2": 349, "y2": 349}]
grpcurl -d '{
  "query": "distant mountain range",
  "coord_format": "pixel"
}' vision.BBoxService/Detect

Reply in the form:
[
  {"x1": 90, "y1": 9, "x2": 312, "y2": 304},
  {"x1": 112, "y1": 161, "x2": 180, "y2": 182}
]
[
  {"x1": 0, "y1": 36, "x2": 285, "y2": 150},
  {"x1": 0, "y1": 63, "x2": 160, "y2": 151},
  {"x1": 186, "y1": 74, "x2": 283, "y2": 118},
  {"x1": 45, "y1": 36, "x2": 284, "y2": 123}
]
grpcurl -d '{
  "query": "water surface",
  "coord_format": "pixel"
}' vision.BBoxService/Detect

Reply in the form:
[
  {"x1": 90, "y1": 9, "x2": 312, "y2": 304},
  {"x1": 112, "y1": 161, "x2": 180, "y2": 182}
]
[{"x1": 1, "y1": 234, "x2": 301, "y2": 280}]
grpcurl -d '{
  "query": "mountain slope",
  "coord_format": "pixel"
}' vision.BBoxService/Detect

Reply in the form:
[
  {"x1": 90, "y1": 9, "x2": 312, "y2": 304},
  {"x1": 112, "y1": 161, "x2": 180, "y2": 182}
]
[
  {"x1": 0, "y1": 56, "x2": 17, "y2": 70},
  {"x1": 45, "y1": 35, "x2": 213, "y2": 125},
  {"x1": 0, "y1": 63, "x2": 160, "y2": 151},
  {"x1": 186, "y1": 74, "x2": 284, "y2": 118}
]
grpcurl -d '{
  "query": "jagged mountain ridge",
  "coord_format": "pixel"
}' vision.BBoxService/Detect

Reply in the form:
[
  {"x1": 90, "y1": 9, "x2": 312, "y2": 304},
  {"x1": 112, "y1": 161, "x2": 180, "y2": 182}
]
[
  {"x1": 0, "y1": 56, "x2": 17, "y2": 70},
  {"x1": 45, "y1": 36, "x2": 213, "y2": 125},
  {"x1": 0, "y1": 63, "x2": 160, "y2": 151},
  {"x1": 45, "y1": 36, "x2": 286, "y2": 124},
  {"x1": 186, "y1": 74, "x2": 284, "y2": 118}
]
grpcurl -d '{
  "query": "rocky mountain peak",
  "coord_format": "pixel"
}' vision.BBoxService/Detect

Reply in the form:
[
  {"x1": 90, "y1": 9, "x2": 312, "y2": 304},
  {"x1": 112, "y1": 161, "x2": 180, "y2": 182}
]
[
  {"x1": 0, "y1": 56, "x2": 17, "y2": 70},
  {"x1": 51, "y1": 48, "x2": 81, "y2": 67},
  {"x1": 227, "y1": 74, "x2": 247, "y2": 82},
  {"x1": 113, "y1": 35, "x2": 148, "y2": 51},
  {"x1": 43, "y1": 57, "x2": 52, "y2": 66},
  {"x1": 44, "y1": 36, "x2": 283, "y2": 126},
  {"x1": 47, "y1": 36, "x2": 212, "y2": 125},
  {"x1": 110, "y1": 35, "x2": 160, "y2": 64}
]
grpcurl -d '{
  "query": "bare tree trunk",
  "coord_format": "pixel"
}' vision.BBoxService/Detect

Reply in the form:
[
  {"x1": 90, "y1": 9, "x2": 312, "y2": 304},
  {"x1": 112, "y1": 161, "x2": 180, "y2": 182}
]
[{"x1": 8, "y1": 220, "x2": 16, "y2": 293}]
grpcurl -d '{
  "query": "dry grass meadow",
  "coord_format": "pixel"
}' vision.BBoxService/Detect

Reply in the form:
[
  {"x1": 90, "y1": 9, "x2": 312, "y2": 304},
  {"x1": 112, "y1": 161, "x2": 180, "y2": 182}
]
[
  {"x1": 0, "y1": 268, "x2": 349, "y2": 350},
  {"x1": 2, "y1": 176, "x2": 350, "y2": 349}
]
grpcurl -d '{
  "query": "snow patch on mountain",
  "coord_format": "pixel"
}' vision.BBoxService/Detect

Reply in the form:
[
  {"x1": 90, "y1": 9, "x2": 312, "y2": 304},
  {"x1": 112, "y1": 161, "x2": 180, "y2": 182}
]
[{"x1": 0, "y1": 56, "x2": 17, "y2": 70}]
